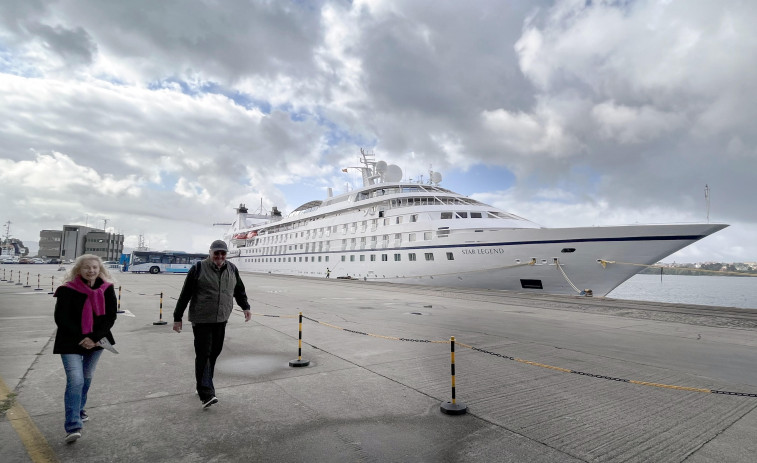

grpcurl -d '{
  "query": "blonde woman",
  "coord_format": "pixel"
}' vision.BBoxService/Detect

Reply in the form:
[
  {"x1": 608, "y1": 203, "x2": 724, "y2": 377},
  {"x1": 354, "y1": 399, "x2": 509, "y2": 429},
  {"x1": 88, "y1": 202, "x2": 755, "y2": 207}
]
[{"x1": 53, "y1": 254, "x2": 117, "y2": 443}]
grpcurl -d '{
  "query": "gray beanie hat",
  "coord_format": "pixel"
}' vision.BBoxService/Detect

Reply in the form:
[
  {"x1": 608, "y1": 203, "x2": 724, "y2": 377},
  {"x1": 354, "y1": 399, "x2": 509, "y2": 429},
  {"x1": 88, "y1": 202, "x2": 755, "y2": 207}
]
[{"x1": 209, "y1": 240, "x2": 228, "y2": 252}]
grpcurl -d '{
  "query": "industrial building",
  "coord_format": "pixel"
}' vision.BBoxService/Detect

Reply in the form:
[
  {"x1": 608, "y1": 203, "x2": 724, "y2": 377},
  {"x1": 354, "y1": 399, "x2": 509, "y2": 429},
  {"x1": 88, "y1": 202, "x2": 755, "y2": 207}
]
[{"x1": 38, "y1": 225, "x2": 124, "y2": 261}]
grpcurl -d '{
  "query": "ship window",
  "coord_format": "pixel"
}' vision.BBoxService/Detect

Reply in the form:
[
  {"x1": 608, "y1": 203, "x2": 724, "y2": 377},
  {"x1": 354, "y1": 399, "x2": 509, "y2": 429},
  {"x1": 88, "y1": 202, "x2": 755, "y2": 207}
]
[
  {"x1": 288, "y1": 257, "x2": 291, "y2": 262},
  {"x1": 471, "y1": 212, "x2": 482, "y2": 218},
  {"x1": 382, "y1": 254, "x2": 388, "y2": 261},
  {"x1": 425, "y1": 253, "x2": 434, "y2": 261},
  {"x1": 360, "y1": 255, "x2": 365, "y2": 261},
  {"x1": 350, "y1": 255, "x2": 355, "y2": 262},
  {"x1": 408, "y1": 233, "x2": 416, "y2": 242},
  {"x1": 424, "y1": 232, "x2": 432, "y2": 240},
  {"x1": 370, "y1": 255, "x2": 376, "y2": 262},
  {"x1": 441, "y1": 212, "x2": 453, "y2": 219},
  {"x1": 411, "y1": 214, "x2": 418, "y2": 222},
  {"x1": 561, "y1": 248, "x2": 576, "y2": 253},
  {"x1": 325, "y1": 256, "x2": 329, "y2": 262},
  {"x1": 396, "y1": 216, "x2": 403, "y2": 224},
  {"x1": 446, "y1": 252, "x2": 454, "y2": 261},
  {"x1": 394, "y1": 254, "x2": 401, "y2": 261},
  {"x1": 341, "y1": 256, "x2": 346, "y2": 261},
  {"x1": 520, "y1": 279, "x2": 543, "y2": 289},
  {"x1": 318, "y1": 256, "x2": 322, "y2": 262},
  {"x1": 437, "y1": 229, "x2": 450, "y2": 238},
  {"x1": 408, "y1": 253, "x2": 416, "y2": 261},
  {"x1": 383, "y1": 218, "x2": 390, "y2": 226},
  {"x1": 299, "y1": 257, "x2": 303, "y2": 262},
  {"x1": 455, "y1": 212, "x2": 468, "y2": 218}
]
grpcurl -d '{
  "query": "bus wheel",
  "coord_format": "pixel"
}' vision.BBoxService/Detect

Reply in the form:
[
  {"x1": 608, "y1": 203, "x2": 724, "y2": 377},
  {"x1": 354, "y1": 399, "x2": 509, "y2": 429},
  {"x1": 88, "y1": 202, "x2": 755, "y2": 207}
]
[{"x1": 149, "y1": 266, "x2": 160, "y2": 274}]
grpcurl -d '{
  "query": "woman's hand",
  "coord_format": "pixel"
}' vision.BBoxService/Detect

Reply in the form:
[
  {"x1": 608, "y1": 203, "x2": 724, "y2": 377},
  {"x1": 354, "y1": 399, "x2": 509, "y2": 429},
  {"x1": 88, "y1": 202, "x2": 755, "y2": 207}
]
[{"x1": 79, "y1": 337, "x2": 96, "y2": 349}]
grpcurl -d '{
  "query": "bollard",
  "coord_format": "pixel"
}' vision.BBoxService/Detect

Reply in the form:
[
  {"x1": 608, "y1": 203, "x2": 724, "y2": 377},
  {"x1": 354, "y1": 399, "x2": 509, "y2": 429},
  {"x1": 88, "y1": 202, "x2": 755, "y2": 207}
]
[
  {"x1": 116, "y1": 286, "x2": 125, "y2": 313},
  {"x1": 153, "y1": 292, "x2": 167, "y2": 325},
  {"x1": 1, "y1": 268, "x2": 6, "y2": 281},
  {"x1": 48, "y1": 275, "x2": 55, "y2": 295},
  {"x1": 289, "y1": 312, "x2": 310, "y2": 367},
  {"x1": 34, "y1": 273, "x2": 43, "y2": 291},
  {"x1": 8, "y1": 269, "x2": 15, "y2": 283},
  {"x1": 440, "y1": 336, "x2": 468, "y2": 415},
  {"x1": 23, "y1": 272, "x2": 31, "y2": 288},
  {"x1": 15, "y1": 270, "x2": 24, "y2": 286}
]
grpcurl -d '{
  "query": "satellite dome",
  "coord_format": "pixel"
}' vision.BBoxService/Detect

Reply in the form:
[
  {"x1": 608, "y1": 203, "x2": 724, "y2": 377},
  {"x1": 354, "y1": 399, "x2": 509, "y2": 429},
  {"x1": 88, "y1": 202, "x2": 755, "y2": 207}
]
[
  {"x1": 376, "y1": 160, "x2": 387, "y2": 173},
  {"x1": 384, "y1": 164, "x2": 403, "y2": 182}
]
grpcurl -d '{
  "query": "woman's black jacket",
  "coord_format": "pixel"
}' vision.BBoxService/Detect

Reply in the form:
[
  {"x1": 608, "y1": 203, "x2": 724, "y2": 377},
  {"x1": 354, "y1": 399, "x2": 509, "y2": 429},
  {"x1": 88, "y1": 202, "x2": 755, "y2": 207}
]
[{"x1": 53, "y1": 277, "x2": 117, "y2": 355}]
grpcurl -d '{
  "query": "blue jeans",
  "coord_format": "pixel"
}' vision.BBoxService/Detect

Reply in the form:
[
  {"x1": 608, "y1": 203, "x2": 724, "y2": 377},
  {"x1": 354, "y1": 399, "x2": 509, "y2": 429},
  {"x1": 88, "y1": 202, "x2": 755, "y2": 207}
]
[{"x1": 61, "y1": 350, "x2": 103, "y2": 432}]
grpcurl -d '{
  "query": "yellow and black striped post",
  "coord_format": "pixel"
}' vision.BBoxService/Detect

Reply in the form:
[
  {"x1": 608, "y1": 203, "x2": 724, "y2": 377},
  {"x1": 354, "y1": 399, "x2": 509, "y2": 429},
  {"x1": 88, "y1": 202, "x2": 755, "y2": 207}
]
[
  {"x1": 34, "y1": 273, "x2": 43, "y2": 291},
  {"x1": 48, "y1": 276, "x2": 55, "y2": 294},
  {"x1": 116, "y1": 286, "x2": 125, "y2": 313},
  {"x1": 441, "y1": 336, "x2": 467, "y2": 415},
  {"x1": 1, "y1": 268, "x2": 6, "y2": 281},
  {"x1": 22, "y1": 272, "x2": 31, "y2": 288},
  {"x1": 153, "y1": 292, "x2": 167, "y2": 325},
  {"x1": 8, "y1": 269, "x2": 15, "y2": 284},
  {"x1": 289, "y1": 311, "x2": 310, "y2": 367},
  {"x1": 15, "y1": 270, "x2": 24, "y2": 286}
]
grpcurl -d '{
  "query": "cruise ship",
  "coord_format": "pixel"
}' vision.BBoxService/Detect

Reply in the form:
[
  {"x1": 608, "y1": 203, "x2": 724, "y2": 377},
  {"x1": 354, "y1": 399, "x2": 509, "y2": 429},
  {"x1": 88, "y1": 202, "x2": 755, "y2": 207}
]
[{"x1": 224, "y1": 150, "x2": 727, "y2": 296}]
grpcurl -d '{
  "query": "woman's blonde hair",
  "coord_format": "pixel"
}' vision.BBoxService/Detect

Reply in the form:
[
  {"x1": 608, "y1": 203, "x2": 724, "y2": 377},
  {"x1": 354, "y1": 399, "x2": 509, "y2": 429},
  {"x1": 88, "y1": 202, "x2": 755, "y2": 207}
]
[{"x1": 63, "y1": 254, "x2": 113, "y2": 284}]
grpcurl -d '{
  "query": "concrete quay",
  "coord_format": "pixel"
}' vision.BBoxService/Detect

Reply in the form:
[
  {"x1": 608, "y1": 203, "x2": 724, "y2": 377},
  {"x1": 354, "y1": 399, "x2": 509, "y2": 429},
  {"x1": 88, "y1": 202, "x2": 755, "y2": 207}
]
[{"x1": 1, "y1": 265, "x2": 757, "y2": 462}]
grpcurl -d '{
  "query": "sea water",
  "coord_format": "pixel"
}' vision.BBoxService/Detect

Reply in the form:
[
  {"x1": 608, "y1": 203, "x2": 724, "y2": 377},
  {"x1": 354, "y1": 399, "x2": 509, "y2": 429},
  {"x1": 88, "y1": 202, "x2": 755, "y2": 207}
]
[{"x1": 608, "y1": 274, "x2": 757, "y2": 310}]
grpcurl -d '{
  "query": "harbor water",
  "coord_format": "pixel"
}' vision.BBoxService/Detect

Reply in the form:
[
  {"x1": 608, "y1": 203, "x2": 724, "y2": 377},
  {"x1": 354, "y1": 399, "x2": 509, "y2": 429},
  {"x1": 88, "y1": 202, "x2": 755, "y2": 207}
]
[{"x1": 608, "y1": 273, "x2": 757, "y2": 310}]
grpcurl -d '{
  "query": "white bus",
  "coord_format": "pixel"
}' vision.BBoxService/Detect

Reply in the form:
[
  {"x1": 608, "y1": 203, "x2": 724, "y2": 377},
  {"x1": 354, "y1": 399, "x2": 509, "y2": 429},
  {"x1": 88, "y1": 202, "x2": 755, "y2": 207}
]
[{"x1": 128, "y1": 251, "x2": 207, "y2": 274}]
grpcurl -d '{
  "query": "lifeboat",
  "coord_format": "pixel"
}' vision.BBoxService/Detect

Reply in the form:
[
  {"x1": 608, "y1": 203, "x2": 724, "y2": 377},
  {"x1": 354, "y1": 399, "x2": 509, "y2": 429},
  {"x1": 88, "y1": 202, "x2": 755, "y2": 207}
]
[
  {"x1": 234, "y1": 233, "x2": 247, "y2": 240},
  {"x1": 246, "y1": 231, "x2": 258, "y2": 239}
]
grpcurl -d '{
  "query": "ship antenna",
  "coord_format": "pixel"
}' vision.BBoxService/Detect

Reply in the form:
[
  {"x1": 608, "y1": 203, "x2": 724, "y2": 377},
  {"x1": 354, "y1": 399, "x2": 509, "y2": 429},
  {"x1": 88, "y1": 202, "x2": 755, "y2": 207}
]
[{"x1": 704, "y1": 184, "x2": 710, "y2": 223}]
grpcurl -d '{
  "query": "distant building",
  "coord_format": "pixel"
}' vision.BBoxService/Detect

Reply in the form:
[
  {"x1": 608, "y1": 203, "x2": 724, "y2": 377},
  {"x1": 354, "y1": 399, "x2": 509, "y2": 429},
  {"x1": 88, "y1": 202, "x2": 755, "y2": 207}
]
[
  {"x1": 40, "y1": 225, "x2": 124, "y2": 261},
  {"x1": 38, "y1": 230, "x2": 63, "y2": 259}
]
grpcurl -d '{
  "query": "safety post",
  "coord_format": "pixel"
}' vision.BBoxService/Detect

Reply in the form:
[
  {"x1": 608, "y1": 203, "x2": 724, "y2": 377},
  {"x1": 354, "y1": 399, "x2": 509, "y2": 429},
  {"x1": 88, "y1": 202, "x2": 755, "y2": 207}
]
[
  {"x1": 153, "y1": 292, "x2": 167, "y2": 325},
  {"x1": 289, "y1": 311, "x2": 310, "y2": 367},
  {"x1": 22, "y1": 272, "x2": 31, "y2": 288},
  {"x1": 1, "y1": 268, "x2": 6, "y2": 281},
  {"x1": 8, "y1": 270, "x2": 14, "y2": 283},
  {"x1": 48, "y1": 276, "x2": 55, "y2": 295},
  {"x1": 440, "y1": 336, "x2": 468, "y2": 415},
  {"x1": 15, "y1": 270, "x2": 24, "y2": 285},
  {"x1": 116, "y1": 286, "x2": 125, "y2": 313},
  {"x1": 34, "y1": 273, "x2": 43, "y2": 291}
]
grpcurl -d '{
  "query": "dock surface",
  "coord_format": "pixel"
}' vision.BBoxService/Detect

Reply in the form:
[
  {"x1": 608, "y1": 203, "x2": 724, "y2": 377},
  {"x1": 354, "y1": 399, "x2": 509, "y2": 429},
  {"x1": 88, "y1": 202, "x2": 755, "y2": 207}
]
[{"x1": 1, "y1": 266, "x2": 757, "y2": 462}]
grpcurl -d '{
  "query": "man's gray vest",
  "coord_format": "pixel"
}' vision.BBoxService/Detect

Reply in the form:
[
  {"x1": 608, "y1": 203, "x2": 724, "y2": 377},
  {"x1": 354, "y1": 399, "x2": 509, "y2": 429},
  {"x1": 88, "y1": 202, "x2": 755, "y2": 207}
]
[{"x1": 187, "y1": 260, "x2": 238, "y2": 323}]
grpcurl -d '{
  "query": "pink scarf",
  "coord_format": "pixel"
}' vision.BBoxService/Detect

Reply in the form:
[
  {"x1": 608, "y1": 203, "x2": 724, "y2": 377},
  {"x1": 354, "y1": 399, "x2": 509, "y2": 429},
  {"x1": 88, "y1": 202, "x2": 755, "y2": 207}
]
[{"x1": 65, "y1": 277, "x2": 112, "y2": 335}]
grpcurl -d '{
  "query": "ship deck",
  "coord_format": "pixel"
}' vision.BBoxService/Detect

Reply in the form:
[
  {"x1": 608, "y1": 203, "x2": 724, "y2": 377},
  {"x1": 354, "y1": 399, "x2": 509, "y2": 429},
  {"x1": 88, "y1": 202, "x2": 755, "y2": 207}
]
[{"x1": 2, "y1": 266, "x2": 756, "y2": 462}]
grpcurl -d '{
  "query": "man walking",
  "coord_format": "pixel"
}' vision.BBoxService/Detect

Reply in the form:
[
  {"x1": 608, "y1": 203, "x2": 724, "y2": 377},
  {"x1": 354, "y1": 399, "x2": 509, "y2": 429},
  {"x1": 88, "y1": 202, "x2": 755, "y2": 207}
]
[{"x1": 173, "y1": 240, "x2": 251, "y2": 409}]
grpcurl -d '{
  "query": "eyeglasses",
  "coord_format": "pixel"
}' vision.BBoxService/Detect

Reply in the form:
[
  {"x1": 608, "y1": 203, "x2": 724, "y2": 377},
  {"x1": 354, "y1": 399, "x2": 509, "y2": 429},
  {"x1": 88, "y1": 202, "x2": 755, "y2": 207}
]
[{"x1": 213, "y1": 251, "x2": 227, "y2": 256}]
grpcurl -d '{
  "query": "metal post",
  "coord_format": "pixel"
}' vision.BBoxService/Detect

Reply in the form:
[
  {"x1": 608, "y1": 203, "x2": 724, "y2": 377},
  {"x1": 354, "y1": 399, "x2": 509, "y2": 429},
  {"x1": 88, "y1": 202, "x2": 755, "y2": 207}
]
[
  {"x1": 48, "y1": 276, "x2": 55, "y2": 295},
  {"x1": 441, "y1": 336, "x2": 467, "y2": 415},
  {"x1": 289, "y1": 311, "x2": 310, "y2": 367},
  {"x1": 15, "y1": 270, "x2": 23, "y2": 285},
  {"x1": 117, "y1": 285, "x2": 124, "y2": 313},
  {"x1": 1, "y1": 269, "x2": 6, "y2": 281},
  {"x1": 34, "y1": 273, "x2": 43, "y2": 291},
  {"x1": 8, "y1": 270, "x2": 14, "y2": 283},
  {"x1": 22, "y1": 272, "x2": 31, "y2": 288},
  {"x1": 153, "y1": 292, "x2": 167, "y2": 325}
]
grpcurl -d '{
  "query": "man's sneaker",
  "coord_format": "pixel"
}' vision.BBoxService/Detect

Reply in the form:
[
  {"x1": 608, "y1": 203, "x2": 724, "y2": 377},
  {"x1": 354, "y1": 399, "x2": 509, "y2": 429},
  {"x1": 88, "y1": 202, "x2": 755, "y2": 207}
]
[
  {"x1": 201, "y1": 397, "x2": 218, "y2": 409},
  {"x1": 81, "y1": 411, "x2": 89, "y2": 422},
  {"x1": 65, "y1": 430, "x2": 82, "y2": 443}
]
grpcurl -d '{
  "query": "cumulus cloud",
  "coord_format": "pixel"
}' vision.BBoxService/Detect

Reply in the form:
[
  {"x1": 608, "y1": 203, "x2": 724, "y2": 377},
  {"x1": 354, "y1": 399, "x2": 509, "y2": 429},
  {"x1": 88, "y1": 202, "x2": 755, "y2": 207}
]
[{"x1": 0, "y1": 0, "x2": 754, "y2": 263}]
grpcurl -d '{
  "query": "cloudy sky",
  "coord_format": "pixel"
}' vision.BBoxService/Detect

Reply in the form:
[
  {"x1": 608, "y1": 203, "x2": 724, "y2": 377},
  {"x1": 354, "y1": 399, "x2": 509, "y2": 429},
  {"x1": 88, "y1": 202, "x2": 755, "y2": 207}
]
[{"x1": 1, "y1": 0, "x2": 754, "y2": 262}]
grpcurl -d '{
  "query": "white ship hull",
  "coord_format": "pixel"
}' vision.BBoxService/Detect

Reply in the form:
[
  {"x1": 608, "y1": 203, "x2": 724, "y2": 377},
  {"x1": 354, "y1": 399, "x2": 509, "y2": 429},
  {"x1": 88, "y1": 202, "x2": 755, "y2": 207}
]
[{"x1": 224, "y1": 152, "x2": 727, "y2": 297}]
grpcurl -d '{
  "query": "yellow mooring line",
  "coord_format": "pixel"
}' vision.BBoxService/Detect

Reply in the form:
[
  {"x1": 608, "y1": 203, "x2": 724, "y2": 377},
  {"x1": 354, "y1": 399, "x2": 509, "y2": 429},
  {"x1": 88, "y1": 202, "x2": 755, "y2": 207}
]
[{"x1": 0, "y1": 376, "x2": 58, "y2": 463}]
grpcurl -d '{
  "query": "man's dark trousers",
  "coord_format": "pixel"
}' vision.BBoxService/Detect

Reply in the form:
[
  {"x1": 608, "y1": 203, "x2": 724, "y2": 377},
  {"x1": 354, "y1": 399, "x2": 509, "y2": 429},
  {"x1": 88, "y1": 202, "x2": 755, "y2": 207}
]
[{"x1": 192, "y1": 322, "x2": 227, "y2": 402}]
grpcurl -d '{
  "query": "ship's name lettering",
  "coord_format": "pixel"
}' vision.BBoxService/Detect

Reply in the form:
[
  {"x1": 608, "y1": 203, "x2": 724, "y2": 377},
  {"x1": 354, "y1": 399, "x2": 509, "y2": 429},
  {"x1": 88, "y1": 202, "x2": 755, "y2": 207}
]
[{"x1": 462, "y1": 248, "x2": 506, "y2": 255}]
